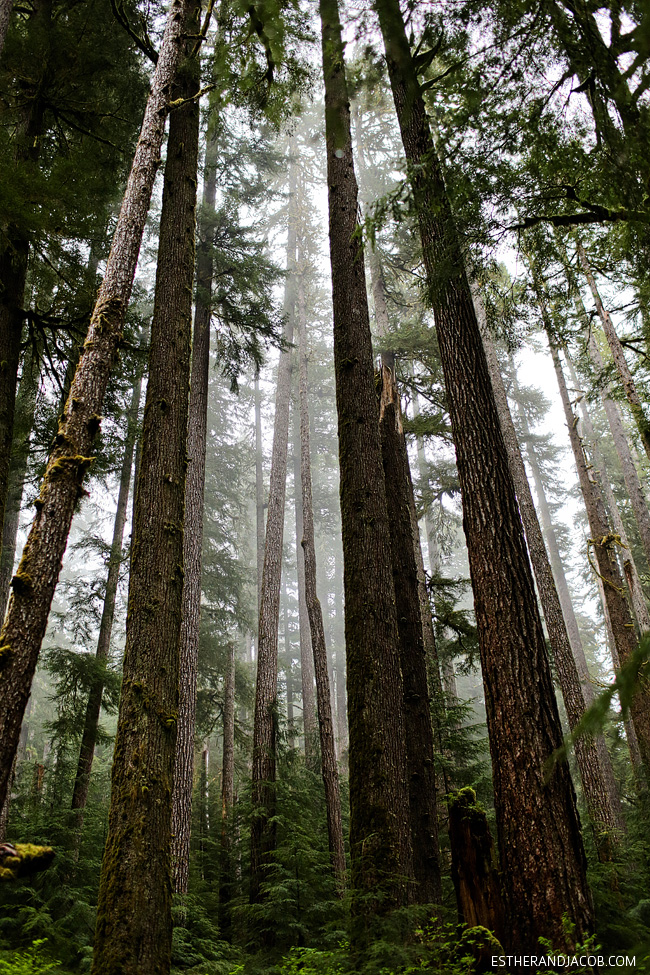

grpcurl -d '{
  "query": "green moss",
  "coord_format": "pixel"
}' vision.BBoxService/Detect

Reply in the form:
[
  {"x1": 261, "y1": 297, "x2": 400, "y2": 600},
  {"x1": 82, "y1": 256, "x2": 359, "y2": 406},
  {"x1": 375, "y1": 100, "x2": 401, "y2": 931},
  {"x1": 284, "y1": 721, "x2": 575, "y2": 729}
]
[
  {"x1": 0, "y1": 843, "x2": 55, "y2": 881},
  {"x1": 11, "y1": 569, "x2": 34, "y2": 596},
  {"x1": 48, "y1": 455, "x2": 94, "y2": 479}
]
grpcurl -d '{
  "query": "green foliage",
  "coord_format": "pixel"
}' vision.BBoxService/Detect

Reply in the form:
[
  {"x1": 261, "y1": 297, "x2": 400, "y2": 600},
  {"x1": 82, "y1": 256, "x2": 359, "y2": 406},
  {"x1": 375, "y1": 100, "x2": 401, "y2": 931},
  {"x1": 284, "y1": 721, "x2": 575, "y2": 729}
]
[{"x1": 0, "y1": 940, "x2": 64, "y2": 974}]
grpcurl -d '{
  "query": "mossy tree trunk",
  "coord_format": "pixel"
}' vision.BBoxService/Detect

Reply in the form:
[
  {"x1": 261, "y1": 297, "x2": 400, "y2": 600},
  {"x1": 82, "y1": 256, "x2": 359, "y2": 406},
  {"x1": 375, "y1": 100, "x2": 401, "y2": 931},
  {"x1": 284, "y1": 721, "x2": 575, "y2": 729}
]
[
  {"x1": 0, "y1": 0, "x2": 192, "y2": 816},
  {"x1": 219, "y1": 639, "x2": 236, "y2": 937},
  {"x1": 373, "y1": 0, "x2": 593, "y2": 950},
  {"x1": 0, "y1": 0, "x2": 14, "y2": 58},
  {"x1": 70, "y1": 346, "x2": 145, "y2": 826},
  {"x1": 249, "y1": 164, "x2": 297, "y2": 910},
  {"x1": 296, "y1": 247, "x2": 346, "y2": 890},
  {"x1": 171, "y1": 99, "x2": 217, "y2": 898},
  {"x1": 333, "y1": 556, "x2": 347, "y2": 761},
  {"x1": 91, "y1": 7, "x2": 199, "y2": 972},
  {"x1": 319, "y1": 0, "x2": 414, "y2": 932}
]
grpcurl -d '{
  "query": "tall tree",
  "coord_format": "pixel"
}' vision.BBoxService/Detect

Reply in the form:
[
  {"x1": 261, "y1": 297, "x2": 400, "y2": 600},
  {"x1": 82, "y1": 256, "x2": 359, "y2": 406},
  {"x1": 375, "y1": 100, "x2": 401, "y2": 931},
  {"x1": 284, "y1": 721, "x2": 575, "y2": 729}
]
[
  {"x1": 91, "y1": 4, "x2": 200, "y2": 970},
  {"x1": 372, "y1": 0, "x2": 593, "y2": 948},
  {"x1": 296, "y1": 243, "x2": 346, "y2": 889},
  {"x1": 319, "y1": 0, "x2": 414, "y2": 932},
  {"x1": 249, "y1": 162, "x2": 297, "y2": 908},
  {"x1": 0, "y1": 0, "x2": 192, "y2": 815}
]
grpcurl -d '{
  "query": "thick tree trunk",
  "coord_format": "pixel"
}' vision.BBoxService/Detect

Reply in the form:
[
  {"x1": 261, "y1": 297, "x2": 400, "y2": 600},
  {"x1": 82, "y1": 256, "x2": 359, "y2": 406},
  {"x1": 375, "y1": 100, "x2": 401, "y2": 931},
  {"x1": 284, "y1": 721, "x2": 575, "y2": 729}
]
[
  {"x1": 478, "y1": 304, "x2": 624, "y2": 850},
  {"x1": 0, "y1": 0, "x2": 192, "y2": 816},
  {"x1": 296, "y1": 259, "x2": 346, "y2": 889},
  {"x1": 0, "y1": 342, "x2": 40, "y2": 617},
  {"x1": 577, "y1": 240, "x2": 650, "y2": 462},
  {"x1": 547, "y1": 334, "x2": 650, "y2": 780},
  {"x1": 249, "y1": 167, "x2": 297, "y2": 908},
  {"x1": 91, "y1": 11, "x2": 199, "y2": 972},
  {"x1": 333, "y1": 556, "x2": 347, "y2": 760},
  {"x1": 374, "y1": 0, "x2": 593, "y2": 950},
  {"x1": 320, "y1": 0, "x2": 414, "y2": 928},
  {"x1": 293, "y1": 399, "x2": 317, "y2": 758},
  {"x1": 71, "y1": 352, "x2": 144, "y2": 823},
  {"x1": 171, "y1": 100, "x2": 217, "y2": 897}
]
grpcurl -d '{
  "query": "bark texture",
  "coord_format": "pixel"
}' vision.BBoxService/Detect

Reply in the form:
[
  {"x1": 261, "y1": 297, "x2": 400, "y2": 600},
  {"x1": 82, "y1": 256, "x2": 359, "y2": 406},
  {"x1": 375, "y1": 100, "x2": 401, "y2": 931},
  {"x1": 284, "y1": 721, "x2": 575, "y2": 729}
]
[
  {"x1": 0, "y1": 0, "x2": 14, "y2": 58},
  {"x1": 320, "y1": 0, "x2": 414, "y2": 926},
  {"x1": 91, "y1": 11, "x2": 199, "y2": 971},
  {"x1": 297, "y1": 260, "x2": 346, "y2": 889},
  {"x1": 374, "y1": 0, "x2": 593, "y2": 949},
  {"x1": 577, "y1": 240, "x2": 650, "y2": 461},
  {"x1": 548, "y1": 335, "x2": 650, "y2": 780},
  {"x1": 0, "y1": 0, "x2": 191, "y2": 815},
  {"x1": 478, "y1": 303, "x2": 624, "y2": 850},
  {"x1": 71, "y1": 356, "x2": 144, "y2": 822},
  {"x1": 293, "y1": 399, "x2": 317, "y2": 756},
  {"x1": 219, "y1": 640, "x2": 235, "y2": 936},
  {"x1": 249, "y1": 167, "x2": 297, "y2": 908},
  {"x1": 171, "y1": 98, "x2": 216, "y2": 896}
]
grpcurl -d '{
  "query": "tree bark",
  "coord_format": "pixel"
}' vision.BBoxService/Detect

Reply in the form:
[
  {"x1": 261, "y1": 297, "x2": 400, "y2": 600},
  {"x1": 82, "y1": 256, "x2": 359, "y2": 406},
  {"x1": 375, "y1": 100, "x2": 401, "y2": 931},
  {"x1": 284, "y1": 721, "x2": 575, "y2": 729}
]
[
  {"x1": 477, "y1": 303, "x2": 624, "y2": 850},
  {"x1": 547, "y1": 333, "x2": 650, "y2": 780},
  {"x1": 91, "y1": 9, "x2": 199, "y2": 971},
  {"x1": 577, "y1": 240, "x2": 650, "y2": 462},
  {"x1": 255, "y1": 369, "x2": 264, "y2": 611},
  {"x1": 0, "y1": 342, "x2": 40, "y2": 617},
  {"x1": 333, "y1": 554, "x2": 347, "y2": 760},
  {"x1": 296, "y1": 255, "x2": 346, "y2": 889},
  {"x1": 171, "y1": 96, "x2": 217, "y2": 897},
  {"x1": 320, "y1": 0, "x2": 414, "y2": 928},
  {"x1": 0, "y1": 0, "x2": 192, "y2": 816},
  {"x1": 71, "y1": 346, "x2": 144, "y2": 823},
  {"x1": 374, "y1": 0, "x2": 593, "y2": 949},
  {"x1": 249, "y1": 164, "x2": 297, "y2": 908},
  {"x1": 0, "y1": 0, "x2": 14, "y2": 59},
  {"x1": 283, "y1": 574, "x2": 295, "y2": 748},
  {"x1": 292, "y1": 397, "x2": 317, "y2": 758}
]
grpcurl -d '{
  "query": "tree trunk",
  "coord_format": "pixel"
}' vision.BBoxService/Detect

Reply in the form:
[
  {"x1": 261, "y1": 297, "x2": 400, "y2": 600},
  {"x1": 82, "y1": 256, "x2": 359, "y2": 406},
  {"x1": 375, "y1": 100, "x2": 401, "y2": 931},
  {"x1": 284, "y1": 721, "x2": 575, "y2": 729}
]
[
  {"x1": 249, "y1": 164, "x2": 297, "y2": 908},
  {"x1": 293, "y1": 398, "x2": 317, "y2": 759},
  {"x1": 255, "y1": 369, "x2": 264, "y2": 611},
  {"x1": 296, "y1": 255, "x2": 346, "y2": 889},
  {"x1": 374, "y1": 0, "x2": 593, "y2": 950},
  {"x1": 219, "y1": 639, "x2": 235, "y2": 937},
  {"x1": 0, "y1": 0, "x2": 192, "y2": 816},
  {"x1": 333, "y1": 555, "x2": 347, "y2": 761},
  {"x1": 477, "y1": 301, "x2": 624, "y2": 851},
  {"x1": 0, "y1": 341, "x2": 41, "y2": 617},
  {"x1": 378, "y1": 371, "x2": 442, "y2": 904},
  {"x1": 171, "y1": 97, "x2": 217, "y2": 897},
  {"x1": 576, "y1": 240, "x2": 650, "y2": 462},
  {"x1": 91, "y1": 9, "x2": 199, "y2": 971},
  {"x1": 0, "y1": 0, "x2": 14, "y2": 58},
  {"x1": 283, "y1": 575, "x2": 295, "y2": 748},
  {"x1": 320, "y1": 0, "x2": 414, "y2": 929},
  {"x1": 70, "y1": 346, "x2": 144, "y2": 823},
  {"x1": 547, "y1": 333, "x2": 650, "y2": 780}
]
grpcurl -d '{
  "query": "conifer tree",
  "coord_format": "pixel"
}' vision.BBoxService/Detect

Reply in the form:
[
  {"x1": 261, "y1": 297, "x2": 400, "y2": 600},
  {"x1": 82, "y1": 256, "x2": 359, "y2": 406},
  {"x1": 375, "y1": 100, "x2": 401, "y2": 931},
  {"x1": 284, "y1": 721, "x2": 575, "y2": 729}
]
[
  {"x1": 372, "y1": 0, "x2": 593, "y2": 948},
  {"x1": 0, "y1": 0, "x2": 193, "y2": 815}
]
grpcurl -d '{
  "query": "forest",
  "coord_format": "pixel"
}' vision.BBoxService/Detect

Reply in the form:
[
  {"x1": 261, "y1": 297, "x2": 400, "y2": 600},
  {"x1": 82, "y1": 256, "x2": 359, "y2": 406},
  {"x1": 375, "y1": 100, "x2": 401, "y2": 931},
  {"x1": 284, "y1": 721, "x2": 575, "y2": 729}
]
[{"x1": 1, "y1": 0, "x2": 650, "y2": 971}]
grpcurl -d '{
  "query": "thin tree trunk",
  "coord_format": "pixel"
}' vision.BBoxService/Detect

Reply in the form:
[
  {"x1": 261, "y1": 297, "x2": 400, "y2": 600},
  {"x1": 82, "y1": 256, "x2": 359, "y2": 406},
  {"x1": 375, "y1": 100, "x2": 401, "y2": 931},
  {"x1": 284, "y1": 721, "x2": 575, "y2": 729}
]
[
  {"x1": 547, "y1": 333, "x2": 650, "y2": 780},
  {"x1": 374, "y1": 0, "x2": 593, "y2": 949},
  {"x1": 171, "y1": 98, "x2": 218, "y2": 897},
  {"x1": 320, "y1": 0, "x2": 414, "y2": 929},
  {"x1": 70, "y1": 347, "x2": 144, "y2": 823},
  {"x1": 0, "y1": 342, "x2": 40, "y2": 617},
  {"x1": 333, "y1": 556, "x2": 347, "y2": 760},
  {"x1": 255, "y1": 369, "x2": 264, "y2": 611},
  {"x1": 296, "y1": 255, "x2": 346, "y2": 889},
  {"x1": 576, "y1": 240, "x2": 650, "y2": 462},
  {"x1": 219, "y1": 640, "x2": 235, "y2": 936},
  {"x1": 293, "y1": 397, "x2": 316, "y2": 758},
  {"x1": 91, "y1": 10, "x2": 199, "y2": 971},
  {"x1": 477, "y1": 301, "x2": 624, "y2": 850},
  {"x1": 283, "y1": 575, "x2": 295, "y2": 748},
  {"x1": 565, "y1": 353, "x2": 650, "y2": 633},
  {"x1": 378, "y1": 372, "x2": 442, "y2": 903},
  {"x1": 249, "y1": 163, "x2": 297, "y2": 908},
  {"x1": 0, "y1": 0, "x2": 193, "y2": 816}
]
